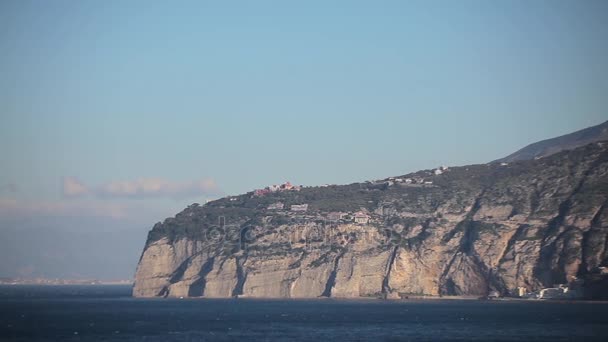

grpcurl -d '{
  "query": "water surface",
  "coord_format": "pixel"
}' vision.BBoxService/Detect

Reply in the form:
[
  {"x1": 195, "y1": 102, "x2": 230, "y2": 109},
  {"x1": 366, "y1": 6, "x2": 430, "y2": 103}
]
[{"x1": 1, "y1": 285, "x2": 607, "y2": 341}]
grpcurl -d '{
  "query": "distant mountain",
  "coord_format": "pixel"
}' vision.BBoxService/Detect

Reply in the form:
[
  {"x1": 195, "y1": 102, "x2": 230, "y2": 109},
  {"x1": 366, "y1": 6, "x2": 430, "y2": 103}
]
[{"x1": 494, "y1": 120, "x2": 608, "y2": 163}]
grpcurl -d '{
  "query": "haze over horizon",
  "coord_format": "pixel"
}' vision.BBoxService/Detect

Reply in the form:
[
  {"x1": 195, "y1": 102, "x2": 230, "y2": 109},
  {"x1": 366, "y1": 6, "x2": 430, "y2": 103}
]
[{"x1": 1, "y1": 0, "x2": 607, "y2": 279}]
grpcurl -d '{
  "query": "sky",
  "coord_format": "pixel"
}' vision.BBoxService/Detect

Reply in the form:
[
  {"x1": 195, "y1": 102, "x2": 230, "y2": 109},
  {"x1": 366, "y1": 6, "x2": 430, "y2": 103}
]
[{"x1": 1, "y1": 0, "x2": 607, "y2": 279}]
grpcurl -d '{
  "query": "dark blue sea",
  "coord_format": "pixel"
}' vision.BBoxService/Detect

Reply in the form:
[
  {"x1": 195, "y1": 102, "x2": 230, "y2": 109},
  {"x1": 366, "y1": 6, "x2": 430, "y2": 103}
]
[{"x1": 1, "y1": 285, "x2": 608, "y2": 341}]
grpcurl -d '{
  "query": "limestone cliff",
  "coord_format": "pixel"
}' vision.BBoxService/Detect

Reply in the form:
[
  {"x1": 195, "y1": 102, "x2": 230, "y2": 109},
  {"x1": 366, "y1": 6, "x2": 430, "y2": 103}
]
[{"x1": 133, "y1": 142, "x2": 608, "y2": 298}]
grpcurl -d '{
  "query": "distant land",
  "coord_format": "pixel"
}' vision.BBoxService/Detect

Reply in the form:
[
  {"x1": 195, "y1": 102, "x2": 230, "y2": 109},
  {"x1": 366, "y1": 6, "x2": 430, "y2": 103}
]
[
  {"x1": 133, "y1": 123, "x2": 608, "y2": 300},
  {"x1": 494, "y1": 120, "x2": 608, "y2": 163},
  {"x1": 0, "y1": 278, "x2": 132, "y2": 286}
]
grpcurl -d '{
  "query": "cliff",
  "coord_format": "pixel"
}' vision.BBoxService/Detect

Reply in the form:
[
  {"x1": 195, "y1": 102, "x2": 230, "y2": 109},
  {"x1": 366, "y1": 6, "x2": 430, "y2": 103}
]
[{"x1": 133, "y1": 142, "x2": 608, "y2": 298}]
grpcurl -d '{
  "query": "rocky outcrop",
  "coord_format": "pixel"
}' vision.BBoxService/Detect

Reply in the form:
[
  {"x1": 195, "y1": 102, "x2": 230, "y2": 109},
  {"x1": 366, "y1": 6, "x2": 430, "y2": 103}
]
[{"x1": 133, "y1": 142, "x2": 608, "y2": 298}]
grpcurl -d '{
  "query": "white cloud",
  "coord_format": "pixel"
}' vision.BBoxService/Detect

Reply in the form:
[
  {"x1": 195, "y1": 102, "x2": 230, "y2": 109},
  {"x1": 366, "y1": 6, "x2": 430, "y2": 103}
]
[
  {"x1": 96, "y1": 178, "x2": 220, "y2": 199},
  {"x1": 0, "y1": 177, "x2": 221, "y2": 223},
  {"x1": 0, "y1": 198, "x2": 130, "y2": 220},
  {"x1": 62, "y1": 177, "x2": 89, "y2": 198},
  {"x1": 0, "y1": 196, "x2": 186, "y2": 224},
  {"x1": 62, "y1": 176, "x2": 221, "y2": 200}
]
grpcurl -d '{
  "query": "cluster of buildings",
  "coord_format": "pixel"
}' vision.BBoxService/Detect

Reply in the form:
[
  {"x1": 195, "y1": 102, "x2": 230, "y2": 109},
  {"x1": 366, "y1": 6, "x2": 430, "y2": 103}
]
[
  {"x1": 515, "y1": 279, "x2": 584, "y2": 300},
  {"x1": 266, "y1": 202, "x2": 371, "y2": 225},
  {"x1": 267, "y1": 202, "x2": 308, "y2": 211},
  {"x1": 326, "y1": 211, "x2": 370, "y2": 224},
  {"x1": 536, "y1": 283, "x2": 583, "y2": 299},
  {"x1": 253, "y1": 181, "x2": 301, "y2": 196},
  {"x1": 322, "y1": 211, "x2": 370, "y2": 224},
  {"x1": 385, "y1": 177, "x2": 431, "y2": 186},
  {"x1": 380, "y1": 166, "x2": 449, "y2": 187},
  {"x1": 487, "y1": 281, "x2": 585, "y2": 300}
]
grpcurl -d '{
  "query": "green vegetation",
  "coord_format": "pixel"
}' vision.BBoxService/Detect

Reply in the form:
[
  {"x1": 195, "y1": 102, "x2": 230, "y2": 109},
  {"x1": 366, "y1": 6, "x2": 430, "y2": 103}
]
[{"x1": 145, "y1": 142, "x2": 608, "y2": 254}]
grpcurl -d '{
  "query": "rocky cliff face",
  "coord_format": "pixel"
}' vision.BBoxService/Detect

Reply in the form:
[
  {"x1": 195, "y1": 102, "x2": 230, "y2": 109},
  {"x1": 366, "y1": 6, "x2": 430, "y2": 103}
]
[{"x1": 133, "y1": 142, "x2": 608, "y2": 298}]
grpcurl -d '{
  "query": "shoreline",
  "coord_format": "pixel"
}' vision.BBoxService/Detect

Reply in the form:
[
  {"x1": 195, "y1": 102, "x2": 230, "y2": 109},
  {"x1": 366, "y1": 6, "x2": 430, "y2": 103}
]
[
  {"x1": 153, "y1": 294, "x2": 608, "y2": 303},
  {"x1": 3, "y1": 284, "x2": 606, "y2": 303}
]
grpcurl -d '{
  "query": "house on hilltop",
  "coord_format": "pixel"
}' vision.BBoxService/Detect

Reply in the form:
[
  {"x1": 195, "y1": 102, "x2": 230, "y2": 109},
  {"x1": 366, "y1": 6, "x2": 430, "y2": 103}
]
[
  {"x1": 254, "y1": 181, "x2": 301, "y2": 197},
  {"x1": 354, "y1": 212, "x2": 370, "y2": 224}
]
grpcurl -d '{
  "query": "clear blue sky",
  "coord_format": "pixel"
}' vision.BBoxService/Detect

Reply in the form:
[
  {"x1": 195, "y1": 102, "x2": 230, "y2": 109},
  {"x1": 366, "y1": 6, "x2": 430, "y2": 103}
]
[{"x1": 0, "y1": 0, "x2": 607, "y2": 279}]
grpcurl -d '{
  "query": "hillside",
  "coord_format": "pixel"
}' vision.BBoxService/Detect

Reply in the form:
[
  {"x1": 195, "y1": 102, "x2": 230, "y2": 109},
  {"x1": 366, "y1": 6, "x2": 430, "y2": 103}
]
[
  {"x1": 133, "y1": 142, "x2": 608, "y2": 299},
  {"x1": 495, "y1": 120, "x2": 608, "y2": 163}
]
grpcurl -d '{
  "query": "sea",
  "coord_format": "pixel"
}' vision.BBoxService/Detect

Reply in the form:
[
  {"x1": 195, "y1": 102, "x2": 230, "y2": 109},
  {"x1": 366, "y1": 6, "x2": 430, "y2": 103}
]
[{"x1": 1, "y1": 285, "x2": 608, "y2": 341}]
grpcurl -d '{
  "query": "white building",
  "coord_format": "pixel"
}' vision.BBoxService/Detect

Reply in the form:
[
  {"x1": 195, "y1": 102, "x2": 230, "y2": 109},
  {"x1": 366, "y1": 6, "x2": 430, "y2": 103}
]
[
  {"x1": 539, "y1": 288, "x2": 565, "y2": 299},
  {"x1": 354, "y1": 212, "x2": 370, "y2": 224},
  {"x1": 488, "y1": 291, "x2": 500, "y2": 298},
  {"x1": 267, "y1": 202, "x2": 284, "y2": 210},
  {"x1": 290, "y1": 204, "x2": 308, "y2": 212},
  {"x1": 517, "y1": 287, "x2": 527, "y2": 297},
  {"x1": 538, "y1": 284, "x2": 581, "y2": 299}
]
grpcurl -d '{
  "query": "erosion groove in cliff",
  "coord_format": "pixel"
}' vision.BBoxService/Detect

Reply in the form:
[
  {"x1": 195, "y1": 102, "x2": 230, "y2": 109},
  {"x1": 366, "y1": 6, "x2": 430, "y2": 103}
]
[
  {"x1": 534, "y1": 151, "x2": 607, "y2": 285},
  {"x1": 586, "y1": 200, "x2": 608, "y2": 271},
  {"x1": 133, "y1": 142, "x2": 608, "y2": 298},
  {"x1": 321, "y1": 250, "x2": 345, "y2": 297},
  {"x1": 441, "y1": 190, "x2": 485, "y2": 246},
  {"x1": 187, "y1": 256, "x2": 215, "y2": 297},
  {"x1": 497, "y1": 224, "x2": 527, "y2": 266},
  {"x1": 439, "y1": 219, "x2": 484, "y2": 292},
  {"x1": 169, "y1": 252, "x2": 200, "y2": 284},
  {"x1": 591, "y1": 201, "x2": 608, "y2": 228},
  {"x1": 232, "y1": 256, "x2": 247, "y2": 297},
  {"x1": 382, "y1": 246, "x2": 399, "y2": 296},
  {"x1": 536, "y1": 155, "x2": 603, "y2": 282}
]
